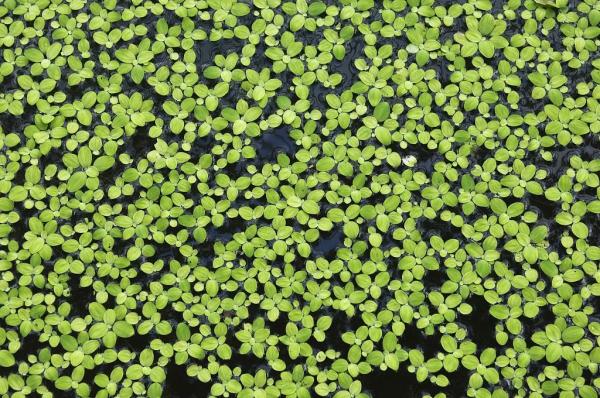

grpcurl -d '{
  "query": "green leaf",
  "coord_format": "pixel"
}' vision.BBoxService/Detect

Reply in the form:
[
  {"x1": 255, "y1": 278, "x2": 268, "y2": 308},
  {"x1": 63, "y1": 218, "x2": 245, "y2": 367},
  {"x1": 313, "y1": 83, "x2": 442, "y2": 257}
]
[
  {"x1": 375, "y1": 127, "x2": 391, "y2": 146},
  {"x1": 77, "y1": 109, "x2": 92, "y2": 126},
  {"x1": 479, "y1": 40, "x2": 495, "y2": 58},
  {"x1": 571, "y1": 222, "x2": 588, "y2": 239},
  {"x1": 201, "y1": 337, "x2": 219, "y2": 351},
  {"x1": 490, "y1": 305, "x2": 509, "y2": 320},
  {"x1": 555, "y1": 212, "x2": 573, "y2": 225},
  {"x1": 562, "y1": 326, "x2": 584, "y2": 343},
  {"x1": 131, "y1": 65, "x2": 145, "y2": 84},
  {"x1": 373, "y1": 102, "x2": 390, "y2": 122},
  {"x1": 545, "y1": 324, "x2": 561, "y2": 342},
  {"x1": 523, "y1": 246, "x2": 538, "y2": 264},
  {"x1": 137, "y1": 51, "x2": 154, "y2": 64},
  {"x1": 113, "y1": 321, "x2": 135, "y2": 338},
  {"x1": 60, "y1": 335, "x2": 78, "y2": 351},
  {"x1": 94, "y1": 156, "x2": 115, "y2": 172},
  {"x1": 25, "y1": 48, "x2": 44, "y2": 62},
  {"x1": 314, "y1": 383, "x2": 330, "y2": 396},
  {"x1": 546, "y1": 342, "x2": 562, "y2": 363},
  {"x1": 55, "y1": 376, "x2": 72, "y2": 390},
  {"x1": 68, "y1": 171, "x2": 87, "y2": 192},
  {"x1": 0, "y1": 350, "x2": 15, "y2": 367},
  {"x1": 115, "y1": 49, "x2": 135, "y2": 64},
  {"x1": 528, "y1": 72, "x2": 547, "y2": 87},
  {"x1": 308, "y1": 1, "x2": 327, "y2": 16},
  {"x1": 290, "y1": 14, "x2": 305, "y2": 32}
]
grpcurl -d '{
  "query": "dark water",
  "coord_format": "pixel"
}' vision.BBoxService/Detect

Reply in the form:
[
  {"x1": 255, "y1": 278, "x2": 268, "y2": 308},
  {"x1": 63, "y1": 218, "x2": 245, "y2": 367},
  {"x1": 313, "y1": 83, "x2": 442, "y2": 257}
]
[
  {"x1": 254, "y1": 126, "x2": 296, "y2": 163},
  {"x1": 165, "y1": 362, "x2": 212, "y2": 398}
]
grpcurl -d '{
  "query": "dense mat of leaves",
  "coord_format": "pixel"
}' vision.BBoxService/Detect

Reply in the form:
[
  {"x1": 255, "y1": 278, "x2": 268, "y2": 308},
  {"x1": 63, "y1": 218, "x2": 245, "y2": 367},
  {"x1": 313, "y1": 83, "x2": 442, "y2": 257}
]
[{"x1": 0, "y1": 0, "x2": 599, "y2": 397}]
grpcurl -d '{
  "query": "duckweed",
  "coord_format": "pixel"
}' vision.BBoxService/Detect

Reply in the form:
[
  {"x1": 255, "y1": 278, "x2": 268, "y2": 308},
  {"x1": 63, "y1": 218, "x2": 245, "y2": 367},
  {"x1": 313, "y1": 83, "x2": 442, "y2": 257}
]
[{"x1": 0, "y1": 0, "x2": 599, "y2": 397}]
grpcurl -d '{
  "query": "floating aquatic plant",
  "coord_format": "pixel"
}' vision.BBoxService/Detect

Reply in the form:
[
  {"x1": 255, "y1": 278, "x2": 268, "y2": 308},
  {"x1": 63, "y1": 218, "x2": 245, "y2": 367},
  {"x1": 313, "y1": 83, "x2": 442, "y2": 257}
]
[{"x1": 0, "y1": 0, "x2": 598, "y2": 397}]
